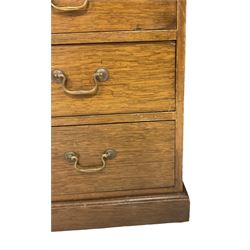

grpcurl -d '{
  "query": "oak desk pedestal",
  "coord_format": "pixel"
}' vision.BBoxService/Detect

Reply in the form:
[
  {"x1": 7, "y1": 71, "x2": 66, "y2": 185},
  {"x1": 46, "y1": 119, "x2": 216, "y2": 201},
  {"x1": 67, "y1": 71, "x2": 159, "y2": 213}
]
[{"x1": 51, "y1": 0, "x2": 190, "y2": 231}]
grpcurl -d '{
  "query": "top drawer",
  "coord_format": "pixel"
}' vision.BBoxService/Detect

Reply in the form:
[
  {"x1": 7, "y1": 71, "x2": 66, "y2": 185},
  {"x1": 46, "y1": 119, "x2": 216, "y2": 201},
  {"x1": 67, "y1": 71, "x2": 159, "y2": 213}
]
[{"x1": 52, "y1": 0, "x2": 177, "y2": 34}]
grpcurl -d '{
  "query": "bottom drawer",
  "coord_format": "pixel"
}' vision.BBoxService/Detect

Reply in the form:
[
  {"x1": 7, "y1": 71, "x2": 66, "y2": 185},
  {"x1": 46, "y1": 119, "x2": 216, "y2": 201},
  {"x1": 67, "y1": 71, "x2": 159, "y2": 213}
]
[{"x1": 52, "y1": 121, "x2": 175, "y2": 201}]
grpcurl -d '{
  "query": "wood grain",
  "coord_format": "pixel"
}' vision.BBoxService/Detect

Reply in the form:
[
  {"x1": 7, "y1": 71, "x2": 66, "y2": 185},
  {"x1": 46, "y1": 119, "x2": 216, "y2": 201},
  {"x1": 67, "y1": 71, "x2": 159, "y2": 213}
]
[
  {"x1": 52, "y1": 121, "x2": 175, "y2": 201},
  {"x1": 52, "y1": 30, "x2": 177, "y2": 45},
  {"x1": 52, "y1": 187, "x2": 190, "y2": 231},
  {"x1": 175, "y1": 0, "x2": 186, "y2": 190},
  {"x1": 52, "y1": 0, "x2": 177, "y2": 34},
  {"x1": 52, "y1": 41, "x2": 176, "y2": 117},
  {"x1": 51, "y1": 0, "x2": 189, "y2": 231},
  {"x1": 52, "y1": 111, "x2": 176, "y2": 127}
]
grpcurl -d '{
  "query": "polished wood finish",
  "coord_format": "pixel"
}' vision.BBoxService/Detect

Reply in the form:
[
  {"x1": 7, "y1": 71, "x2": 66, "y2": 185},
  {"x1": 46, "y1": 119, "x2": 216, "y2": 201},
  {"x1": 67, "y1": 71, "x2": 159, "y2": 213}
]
[
  {"x1": 51, "y1": 0, "x2": 189, "y2": 231},
  {"x1": 175, "y1": 0, "x2": 186, "y2": 190},
  {"x1": 52, "y1": 187, "x2": 190, "y2": 231},
  {"x1": 52, "y1": 30, "x2": 177, "y2": 45},
  {"x1": 52, "y1": 0, "x2": 177, "y2": 34},
  {"x1": 52, "y1": 111, "x2": 176, "y2": 127},
  {"x1": 52, "y1": 42, "x2": 176, "y2": 117},
  {"x1": 52, "y1": 121, "x2": 175, "y2": 201}
]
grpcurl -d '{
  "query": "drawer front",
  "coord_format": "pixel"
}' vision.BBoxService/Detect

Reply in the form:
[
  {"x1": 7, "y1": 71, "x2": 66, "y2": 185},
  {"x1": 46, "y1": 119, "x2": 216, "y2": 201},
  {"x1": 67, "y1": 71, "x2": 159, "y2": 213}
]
[
  {"x1": 52, "y1": 121, "x2": 175, "y2": 201},
  {"x1": 52, "y1": 0, "x2": 177, "y2": 34},
  {"x1": 52, "y1": 42, "x2": 176, "y2": 117}
]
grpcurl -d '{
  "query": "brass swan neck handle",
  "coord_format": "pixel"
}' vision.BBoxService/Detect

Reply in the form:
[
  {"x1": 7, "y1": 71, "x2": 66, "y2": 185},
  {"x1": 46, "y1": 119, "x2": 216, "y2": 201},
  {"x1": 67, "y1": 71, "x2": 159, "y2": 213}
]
[
  {"x1": 51, "y1": 68, "x2": 109, "y2": 96},
  {"x1": 51, "y1": 0, "x2": 89, "y2": 12},
  {"x1": 64, "y1": 149, "x2": 117, "y2": 173}
]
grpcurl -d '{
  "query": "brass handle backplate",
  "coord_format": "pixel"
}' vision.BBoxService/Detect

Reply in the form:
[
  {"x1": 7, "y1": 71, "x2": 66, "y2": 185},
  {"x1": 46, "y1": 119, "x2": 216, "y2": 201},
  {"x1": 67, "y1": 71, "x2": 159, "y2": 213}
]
[
  {"x1": 51, "y1": 68, "x2": 109, "y2": 96},
  {"x1": 64, "y1": 149, "x2": 117, "y2": 173},
  {"x1": 51, "y1": 0, "x2": 89, "y2": 12}
]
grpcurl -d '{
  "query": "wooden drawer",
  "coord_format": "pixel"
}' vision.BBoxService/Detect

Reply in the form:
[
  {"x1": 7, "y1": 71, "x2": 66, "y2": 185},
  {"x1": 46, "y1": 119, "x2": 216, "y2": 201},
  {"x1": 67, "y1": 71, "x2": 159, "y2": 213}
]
[
  {"x1": 52, "y1": 41, "x2": 176, "y2": 117},
  {"x1": 52, "y1": 0, "x2": 177, "y2": 34},
  {"x1": 52, "y1": 121, "x2": 175, "y2": 201}
]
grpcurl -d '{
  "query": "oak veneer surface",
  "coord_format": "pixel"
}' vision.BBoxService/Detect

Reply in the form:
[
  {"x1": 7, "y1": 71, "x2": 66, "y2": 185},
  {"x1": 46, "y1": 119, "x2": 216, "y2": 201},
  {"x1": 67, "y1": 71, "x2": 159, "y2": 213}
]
[
  {"x1": 52, "y1": 0, "x2": 177, "y2": 34},
  {"x1": 52, "y1": 190, "x2": 190, "y2": 231},
  {"x1": 52, "y1": 42, "x2": 176, "y2": 117},
  {"x1": 175, "y1": 0, "x2": 186, "y2": 190},
  {"x1": 51, "y1": 0, "x2": 189, "y2": 231},
  {"x1": 52, "y1": 30, "x2": 177, "y2": 45},
  {"x1": 52, "y1": 111, "x2": 176, "y2": 127},
  {"x1": 52, "y1": 121, "x2": 175, "y2": 201}
]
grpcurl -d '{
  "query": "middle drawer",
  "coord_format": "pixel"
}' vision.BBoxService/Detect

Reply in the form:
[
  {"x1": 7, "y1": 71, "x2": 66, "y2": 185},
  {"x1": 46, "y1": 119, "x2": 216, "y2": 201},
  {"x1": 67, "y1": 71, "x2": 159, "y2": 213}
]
[{"x1": 52, "y1": 41, "x2": 176, "y2": 117}]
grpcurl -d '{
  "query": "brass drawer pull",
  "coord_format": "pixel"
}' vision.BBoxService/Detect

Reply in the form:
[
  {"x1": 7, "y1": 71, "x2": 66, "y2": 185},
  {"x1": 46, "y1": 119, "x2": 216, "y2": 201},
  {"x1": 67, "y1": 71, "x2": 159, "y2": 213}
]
[
  {"x1": 51, "y1": 0, "x2": 89, "y2": 12},
  {"x1": 65, "y1": 149, "x2": 116, "y2": 173},
  {"x1": 51, "y1": 68, "x2": 109, "y2": 96}
]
